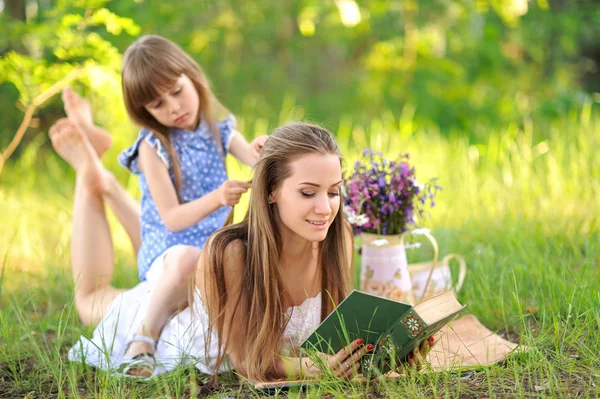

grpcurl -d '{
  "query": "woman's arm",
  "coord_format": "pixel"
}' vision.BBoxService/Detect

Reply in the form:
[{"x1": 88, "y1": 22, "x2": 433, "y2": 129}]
[
  {"x1": 270, "y1": 225, "x2": 431, "y2": 381},
  {"x1": 228, "y1": 130, "x2": 268, "y2": 167},
  {"x1": 196, "y1": 238, "x2": 250, "y2": 374},
  {"x1": 273, "y1": 334, "x2": 434, "y2": 380},
  {"x1": 139, "y1": 141, "x2": 249, "y2": 232},
  {"x1": 273, "y1": 339, "x2": 371, "y2": 380}
]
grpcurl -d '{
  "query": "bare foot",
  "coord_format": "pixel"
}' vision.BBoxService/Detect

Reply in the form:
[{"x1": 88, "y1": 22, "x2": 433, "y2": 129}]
[
  {"x1": 49, "y1": 118, "x2": 110, "y2": 195},
  {"x1": 62, "y1": 87, "x2": 112, "y2": 157}
]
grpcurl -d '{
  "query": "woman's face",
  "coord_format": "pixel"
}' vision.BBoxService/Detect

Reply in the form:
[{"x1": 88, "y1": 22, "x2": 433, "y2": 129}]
[
  {"x1": 144, "y1": 74, "x2": 200, "y2": 131},
  {"x1": 271, "y1": 153, "x2": 342, "y2": 242}
]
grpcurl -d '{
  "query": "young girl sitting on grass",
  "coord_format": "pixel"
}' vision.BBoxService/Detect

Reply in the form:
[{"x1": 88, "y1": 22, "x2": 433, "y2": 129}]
[
  {"x1": 118, "y1": 34, "x2": 269, "y2": 377},
  {"x1": 60, "y1": 34, "x2": 267, "y2": 378}
]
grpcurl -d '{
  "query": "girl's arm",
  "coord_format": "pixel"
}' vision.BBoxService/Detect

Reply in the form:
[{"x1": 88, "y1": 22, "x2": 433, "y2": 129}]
[
  {"x1": 139, "y1": 141, "x2": 249, "y2": 232},
  {"x1": 228, "y1": 130, "x2": 268, "y2": 167}
]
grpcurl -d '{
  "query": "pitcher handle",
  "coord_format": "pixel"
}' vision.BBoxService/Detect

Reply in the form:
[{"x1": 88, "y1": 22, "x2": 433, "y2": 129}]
[
  {"x1": 403, "y1": 230, "x2": 439, "y2": 303},
  {"x1": 442, "y1": 253, "x2": 467, "y2": 292}
]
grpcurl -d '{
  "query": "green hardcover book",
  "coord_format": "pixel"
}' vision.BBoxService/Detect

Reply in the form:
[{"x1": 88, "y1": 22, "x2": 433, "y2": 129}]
[{"x1": 300, "y1": 290, "x2": 465, "y2": 377}]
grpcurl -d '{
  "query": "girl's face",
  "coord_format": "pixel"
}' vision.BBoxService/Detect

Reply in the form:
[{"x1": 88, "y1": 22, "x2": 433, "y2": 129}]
[
  {"x1": 144, "y1": 74, "x2": 200, "y2": 131},
  {"x1": 271, "y1": 153, "x2": 342, "y2": 243}
]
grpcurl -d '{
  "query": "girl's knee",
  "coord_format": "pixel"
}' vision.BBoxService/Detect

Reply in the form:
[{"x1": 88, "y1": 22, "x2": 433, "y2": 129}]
[
  {"x1": 165, "y1": 246, "x2": 201, "y2": 281},
  {"x1": 177, "y1": 253, "x2": 199, "y2": 279},
  {"x1": 74, "y1": 286, "x2": 123, "y2": 327},
  {"x1": 74, "y1": 301, "x2": 93, "y2": 326},
  {"x1": 74, "y1": 294, "x2": 101, "y2": 326}
]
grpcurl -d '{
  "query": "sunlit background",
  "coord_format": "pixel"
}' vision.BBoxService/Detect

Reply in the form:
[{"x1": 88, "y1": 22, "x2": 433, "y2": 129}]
[{"x1": 0, "y1": 1, "x2": 599, "y2": 396}]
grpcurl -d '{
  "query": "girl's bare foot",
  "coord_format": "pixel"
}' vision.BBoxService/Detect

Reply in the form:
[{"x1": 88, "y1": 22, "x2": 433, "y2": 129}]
[
  {"x1": 49, "y1": 118, "x2": 110, "y2": 195},
  {"x1": 62, "y1": 87, "x2": 112, "y2": 157}
]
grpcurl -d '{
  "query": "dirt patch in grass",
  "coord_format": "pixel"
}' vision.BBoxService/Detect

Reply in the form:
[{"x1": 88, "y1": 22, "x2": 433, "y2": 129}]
[
  {"x1": 453, "y1": 368, "x2": 598, "y2": 398},
  {"x1": 1, "y1": 362, "x2": 597, "y2": 398},
  {"x1": 0, "y1": 357, "x2": 59, "y2": 399},
  {"x1": 1, "y1": 322, "x2": 597, "y2": 399}
]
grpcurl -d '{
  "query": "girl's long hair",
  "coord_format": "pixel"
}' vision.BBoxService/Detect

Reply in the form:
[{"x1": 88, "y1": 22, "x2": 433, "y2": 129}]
[
  {"x1": 121, "y1": 34, "x2": 228, "y2": 198},
  {"x1": 203, "y1": 122, "x2": 353, "y2": 382}
]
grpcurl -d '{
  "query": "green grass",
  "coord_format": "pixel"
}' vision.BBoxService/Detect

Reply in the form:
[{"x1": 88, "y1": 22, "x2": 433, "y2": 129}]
[{"x1": 1, "y1": 110, "x2": 599, "y2": 397}]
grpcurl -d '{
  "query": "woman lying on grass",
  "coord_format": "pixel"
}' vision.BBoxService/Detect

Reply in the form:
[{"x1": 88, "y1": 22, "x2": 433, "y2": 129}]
[{"x1": 52, "y1": 117, "x2": 432, "y2": 382}]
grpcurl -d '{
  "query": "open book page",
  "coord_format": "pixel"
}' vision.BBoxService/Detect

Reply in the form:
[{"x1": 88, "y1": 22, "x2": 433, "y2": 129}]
[
  {"x1": 377, "y1": 291, "x2": 465, "y2": 369},
  {"x1": 414, "y1": 291, "x2": 465, "y2": 325}
]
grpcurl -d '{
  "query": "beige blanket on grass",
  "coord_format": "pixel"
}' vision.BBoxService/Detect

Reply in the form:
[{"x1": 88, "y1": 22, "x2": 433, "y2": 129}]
[{"x1": 254, "y1": 315, "x2": 524, "y2": 389}]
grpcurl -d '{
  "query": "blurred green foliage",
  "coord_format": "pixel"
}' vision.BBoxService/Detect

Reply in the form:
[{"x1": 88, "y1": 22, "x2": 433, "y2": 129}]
[{"x1": 0, "y1": 0, "x2": 599, "y2": 163}]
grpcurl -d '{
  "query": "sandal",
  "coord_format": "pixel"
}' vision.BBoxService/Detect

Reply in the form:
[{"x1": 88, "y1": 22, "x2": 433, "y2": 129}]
[{"x1": 118, "y1": 335, "x2": 157, "y2": 380}]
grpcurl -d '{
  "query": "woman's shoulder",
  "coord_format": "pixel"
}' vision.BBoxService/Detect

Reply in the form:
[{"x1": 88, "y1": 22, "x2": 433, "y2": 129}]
[
  {"x1": 222, "y1": 238, "x2": 245, "y2": 259},
  {"x1": 203, "y1": 233, "x2": 246, "y2": 272}
]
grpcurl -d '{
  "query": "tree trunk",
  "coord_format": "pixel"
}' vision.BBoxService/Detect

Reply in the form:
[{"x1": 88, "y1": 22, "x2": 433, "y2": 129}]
[{"x1": 4, "y1": 0, "x2": 26, "y2": 21}]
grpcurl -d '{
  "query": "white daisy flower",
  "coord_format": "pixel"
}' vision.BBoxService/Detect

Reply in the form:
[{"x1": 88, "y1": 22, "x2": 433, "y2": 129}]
[
  {"x1": 412, "y1": 178, "x2": 425, "y2": 191},
  {"x1": 411, "y1": 228, "x2": 430, "y2": 235},
  {"x1": 371, "y1": 238, "x2": 389, "y2": 247},
  {"x1": 404, "y1": 242, "x2": 422, "y2": 250},
  {"x1": 407, "y1": 317, "x2": 420, "y2": 331},
  {"x1": 343, "y1": 205, "x2": 370, "y2": 227},
  {"x1": 354, "y1": 214, "x2": 369, "y2": 227}
]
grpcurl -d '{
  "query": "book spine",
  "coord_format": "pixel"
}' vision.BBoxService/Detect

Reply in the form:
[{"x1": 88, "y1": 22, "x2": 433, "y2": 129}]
[
  {"x1": 361, "y1": 310, "x2": 428, "y2": 379},
  {"x1": 390, "y1": 309, "x2": 428, "y2": 355}
]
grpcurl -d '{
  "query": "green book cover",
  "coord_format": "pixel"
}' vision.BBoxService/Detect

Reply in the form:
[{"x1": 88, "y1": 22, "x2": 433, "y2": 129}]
[{"x1": 300, "y1": 290, "x2": 465, "y2": 377}]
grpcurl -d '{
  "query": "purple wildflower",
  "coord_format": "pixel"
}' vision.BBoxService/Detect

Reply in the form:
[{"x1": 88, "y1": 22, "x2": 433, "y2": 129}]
[{"x1": 342, "y1": 149, "x2": 441, "y2": 236}]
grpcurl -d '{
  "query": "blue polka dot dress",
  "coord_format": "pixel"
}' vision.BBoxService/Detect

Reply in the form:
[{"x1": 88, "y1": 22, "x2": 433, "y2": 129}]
[{"x1": 118, "y1": 115, "x2": 235, "y2": 281}]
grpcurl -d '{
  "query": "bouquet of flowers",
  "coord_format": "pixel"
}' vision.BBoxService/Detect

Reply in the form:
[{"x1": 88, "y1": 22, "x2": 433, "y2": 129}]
[{"x1": 343, "y1": 149, "x2": 441, "y2": 236}]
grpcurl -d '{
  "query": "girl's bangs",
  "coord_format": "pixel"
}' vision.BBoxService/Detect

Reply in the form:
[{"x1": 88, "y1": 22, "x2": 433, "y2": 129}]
[{"x1": 126, "y1": 61, "x2": 182, "y2": 108}]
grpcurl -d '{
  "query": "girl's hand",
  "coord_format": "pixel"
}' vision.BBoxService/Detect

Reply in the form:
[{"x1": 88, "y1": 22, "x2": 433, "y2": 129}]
[
  {"x1": 218, "y1": 180, "x2": 251, "y2": 206},
  {"x1": 250, "y1": 135, "x2": 268, "y2": 160},
  {"x1": 311, "y1": 338, "x2": 373, "y2": 379}
]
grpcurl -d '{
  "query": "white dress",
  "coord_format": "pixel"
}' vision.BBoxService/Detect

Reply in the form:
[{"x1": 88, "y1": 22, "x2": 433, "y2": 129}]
[{"x1": 68, "y1": 259, "x2": 322, "y2": 376}]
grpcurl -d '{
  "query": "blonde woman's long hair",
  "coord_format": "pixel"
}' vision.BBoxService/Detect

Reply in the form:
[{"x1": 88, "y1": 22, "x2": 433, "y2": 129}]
[
  {"x1": 203, "y1": 122, "x2": 353, "y2": 382},
  {"x1": 121, "y1": 34, "x2": 228, "y2": 198}
]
